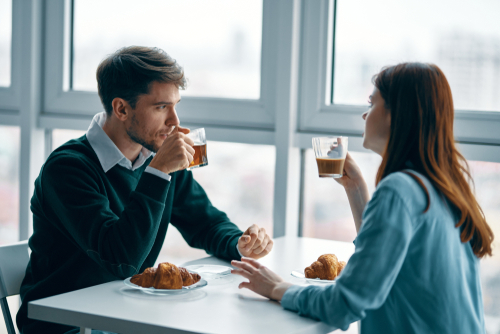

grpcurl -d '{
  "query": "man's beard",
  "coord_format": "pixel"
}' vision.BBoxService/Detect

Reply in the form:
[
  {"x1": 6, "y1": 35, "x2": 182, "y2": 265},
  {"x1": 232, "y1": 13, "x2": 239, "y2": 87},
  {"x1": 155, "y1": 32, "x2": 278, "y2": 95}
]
[{"x1": 126, "y1": 113, "x2": 159, "y2": 153}]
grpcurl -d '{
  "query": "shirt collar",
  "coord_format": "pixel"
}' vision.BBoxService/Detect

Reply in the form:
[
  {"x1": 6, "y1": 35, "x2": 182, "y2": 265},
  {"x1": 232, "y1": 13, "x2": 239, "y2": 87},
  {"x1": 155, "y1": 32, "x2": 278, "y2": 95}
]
[{"x1": 86, "y1": 112, "x2": 154, "y2": 172}]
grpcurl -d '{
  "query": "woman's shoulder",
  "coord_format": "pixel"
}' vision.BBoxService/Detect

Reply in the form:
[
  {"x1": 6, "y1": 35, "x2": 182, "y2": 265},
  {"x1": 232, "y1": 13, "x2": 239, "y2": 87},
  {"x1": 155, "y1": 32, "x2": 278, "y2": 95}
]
[
  {"x1": 375, "y1": 171, "x2": 434, "y2": 214},
  {"x1": 377, "y1": 170, "x2": 427, "y2": 192}
]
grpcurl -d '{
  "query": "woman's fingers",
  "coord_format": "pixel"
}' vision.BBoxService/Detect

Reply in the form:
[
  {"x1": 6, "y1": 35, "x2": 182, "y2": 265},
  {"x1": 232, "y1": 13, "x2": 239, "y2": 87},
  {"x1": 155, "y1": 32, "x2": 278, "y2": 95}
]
[
  {"x1": 231, "y1": 268, "x2": 252, "y2": 280},
  {"x1": 232, "y1": 260, "x2": 256, "y2": 273},
  {"x1": 240, "y1": 257, "x2": 262, "y2": 267},
  {"x1": 238, "y1": 281, "x2": 252, "y2": 289}
]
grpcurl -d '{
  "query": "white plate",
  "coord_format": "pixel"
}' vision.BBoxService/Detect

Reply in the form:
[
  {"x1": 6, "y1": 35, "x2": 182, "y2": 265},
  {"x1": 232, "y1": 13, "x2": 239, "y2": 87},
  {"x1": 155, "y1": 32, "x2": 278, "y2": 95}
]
[
  {"x1": 184, "y1": 265, "x2": 232, "y2": 280},
  {"x1": 123, "y1": 277, "x2": 208, "y2": 294},
  {"x1": 290, "y1": 270, "x2": 336, "y2": 284}
]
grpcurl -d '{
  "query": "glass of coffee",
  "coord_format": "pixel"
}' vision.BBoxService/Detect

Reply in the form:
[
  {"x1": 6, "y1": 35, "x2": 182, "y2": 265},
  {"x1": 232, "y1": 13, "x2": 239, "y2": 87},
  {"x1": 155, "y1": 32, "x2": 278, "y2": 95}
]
[
  {"x1": 186, "y1": 128, "x2": 208, "y2": 170},
  {"x1": 312, "y1": 136, "x2": 348, "y2": 178}
]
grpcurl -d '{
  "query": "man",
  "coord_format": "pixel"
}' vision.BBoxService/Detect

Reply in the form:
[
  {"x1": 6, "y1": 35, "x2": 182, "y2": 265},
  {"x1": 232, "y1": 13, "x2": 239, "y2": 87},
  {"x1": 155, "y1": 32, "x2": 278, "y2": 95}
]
[{"x1": 16, "y1": 46, "x2": 273, "y2": 334}]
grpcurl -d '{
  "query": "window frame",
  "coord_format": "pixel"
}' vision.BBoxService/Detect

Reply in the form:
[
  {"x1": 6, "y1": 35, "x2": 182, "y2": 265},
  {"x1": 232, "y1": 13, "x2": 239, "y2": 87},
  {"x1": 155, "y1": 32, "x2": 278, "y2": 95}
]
[
  {"x1": 0, "y1": 0, "x2": 21, "y2": 124},
  {"x1": 42, "y1": 0, "x2": 279, "y2": 131},
  {"x1": 2, "y1": 0, "x2": 499, "y2": 248},
  {"x1": 298, "y1": 0, "x2": 500, "y2": 162}
]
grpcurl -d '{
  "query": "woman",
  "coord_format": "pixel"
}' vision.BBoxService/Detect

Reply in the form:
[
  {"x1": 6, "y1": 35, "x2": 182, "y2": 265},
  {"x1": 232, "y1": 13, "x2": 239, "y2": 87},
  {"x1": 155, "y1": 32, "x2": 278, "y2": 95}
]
[{"x1": 231, "y1": 63, "x2": 493, "y2": 333}]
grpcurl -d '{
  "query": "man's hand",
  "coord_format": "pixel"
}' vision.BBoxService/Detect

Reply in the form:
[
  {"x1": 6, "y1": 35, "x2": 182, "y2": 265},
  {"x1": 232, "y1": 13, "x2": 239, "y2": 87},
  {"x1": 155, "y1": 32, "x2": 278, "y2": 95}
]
[
  {"x1": 149, "y1": 126, "x2": 195, "y2": 174},
  {"x1": 237, "y1": 224, "x2": 273, "y2": 259}
]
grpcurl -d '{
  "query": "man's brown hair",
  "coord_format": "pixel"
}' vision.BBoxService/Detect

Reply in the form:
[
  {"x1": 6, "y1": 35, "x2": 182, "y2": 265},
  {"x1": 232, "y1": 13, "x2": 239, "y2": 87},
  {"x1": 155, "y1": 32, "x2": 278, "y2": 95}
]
[{"x1": 96, "y1": 46, "x2": 186, "y2": 115}]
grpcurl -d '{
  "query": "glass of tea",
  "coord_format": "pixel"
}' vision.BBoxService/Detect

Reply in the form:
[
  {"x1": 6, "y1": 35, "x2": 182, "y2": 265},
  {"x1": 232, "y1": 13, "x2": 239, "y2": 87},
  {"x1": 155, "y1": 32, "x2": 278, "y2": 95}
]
[
  {"x1": 186, "y1": 128, "x2": 208, "y2": 170},
  {"x1": 312, "y1": 136, "x2": 348, "y2": 178}
]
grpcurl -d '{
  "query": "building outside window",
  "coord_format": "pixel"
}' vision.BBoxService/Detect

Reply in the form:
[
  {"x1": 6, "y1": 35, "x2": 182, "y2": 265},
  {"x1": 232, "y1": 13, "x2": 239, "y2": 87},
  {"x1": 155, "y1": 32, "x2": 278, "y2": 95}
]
[
  {"x1": 72, "y1": 0, "x2": 262, "y2": 99},
  {"x1": 0, "y1": 0, "x2": 11, "y2": 87}
]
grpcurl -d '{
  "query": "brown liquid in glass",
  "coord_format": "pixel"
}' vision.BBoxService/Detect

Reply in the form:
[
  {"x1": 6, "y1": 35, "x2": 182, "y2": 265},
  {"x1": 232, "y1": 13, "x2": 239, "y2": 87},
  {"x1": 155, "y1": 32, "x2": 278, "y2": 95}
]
[
  {"x1": 316, "y1": 158, "x2": 345, "y2": 177},
  {"x1": 190, "y1": 144, "x2": 208, "y2": 167}
]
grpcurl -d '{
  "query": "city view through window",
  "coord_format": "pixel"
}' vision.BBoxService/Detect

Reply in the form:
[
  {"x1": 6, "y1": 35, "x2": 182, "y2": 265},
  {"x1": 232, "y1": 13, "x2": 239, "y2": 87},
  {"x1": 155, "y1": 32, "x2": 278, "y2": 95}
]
[
  {"x1": 72, "y1": 0, "x2": 262, "y2": 99},
  {"x1": 334, "y1": 0, "x2": 500, "y2": 112},
  {"x1": 0, "y1": 0, "x2": 12, "y2": 87}
]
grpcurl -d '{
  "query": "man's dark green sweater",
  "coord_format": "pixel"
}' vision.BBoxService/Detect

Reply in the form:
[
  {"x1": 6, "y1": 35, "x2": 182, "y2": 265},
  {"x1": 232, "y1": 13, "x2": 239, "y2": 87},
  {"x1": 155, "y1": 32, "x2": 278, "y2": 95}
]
[{"x1": 16, "y1": 136, "x2": 243, "y2": 334}]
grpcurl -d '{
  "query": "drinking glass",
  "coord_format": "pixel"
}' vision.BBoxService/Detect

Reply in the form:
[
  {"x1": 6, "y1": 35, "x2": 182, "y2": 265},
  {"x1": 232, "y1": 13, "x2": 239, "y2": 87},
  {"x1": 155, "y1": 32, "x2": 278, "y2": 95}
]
[
  {"x1": 187, "y1": 128, "x2": 208, "y2": 170},
  {"x1": 312, "y1": 136, "x2": 348, "y2": 178}
]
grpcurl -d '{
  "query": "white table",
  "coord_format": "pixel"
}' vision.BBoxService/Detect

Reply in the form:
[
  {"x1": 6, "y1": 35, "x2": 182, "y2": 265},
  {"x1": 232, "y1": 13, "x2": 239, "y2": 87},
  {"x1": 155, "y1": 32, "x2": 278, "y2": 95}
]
[{"x1": 28, "y1": 236, "x2": 355, "y2": 334}]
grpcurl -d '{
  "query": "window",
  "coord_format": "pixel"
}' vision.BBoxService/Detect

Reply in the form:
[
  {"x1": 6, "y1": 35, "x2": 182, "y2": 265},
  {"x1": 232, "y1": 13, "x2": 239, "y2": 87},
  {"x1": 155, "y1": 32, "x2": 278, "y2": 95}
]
[
  {"x1": 72, "y1": 0, "x2": 263, "y2": 99},
  {"x1": 0, "y1": 126, "x2": 19, "y2": 245},
  {"x1": 158, "y1": 141, "x2": 275, "y2": 264},
  {"x1": 469, "y1": 160, "x2": 500, "y2": 334},
  {"x1": 302, "y1": 149, "x2": 381, "y2": 242},
  {"x1": 0, "y1": 0, "x2": 12, "y2": 87},
  {"x1": 333, "y1": 0, "x2": 500, "y2": 112},
  {"x1": 52, "y1": 129, "x2": 86, "y2": 151}
]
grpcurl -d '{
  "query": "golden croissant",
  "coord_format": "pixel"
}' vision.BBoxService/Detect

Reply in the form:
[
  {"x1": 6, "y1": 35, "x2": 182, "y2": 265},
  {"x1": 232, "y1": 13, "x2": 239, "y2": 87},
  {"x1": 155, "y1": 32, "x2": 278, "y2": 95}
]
[
  {"x1": 131, "y1": 262, "x2": 201, "y2": 289},
  {"x1": 305, "y1": 254, "x2": 346, "y2": 280}
]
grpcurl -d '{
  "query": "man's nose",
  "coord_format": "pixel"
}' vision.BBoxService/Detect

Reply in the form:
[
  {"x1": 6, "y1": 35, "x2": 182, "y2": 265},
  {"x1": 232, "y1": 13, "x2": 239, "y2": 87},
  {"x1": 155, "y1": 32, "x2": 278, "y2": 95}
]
[
  {"x1": 167, "y1": 109, "x2": 180, "y2": 126},
  {"x1": 362, "y1": 112, "x2": 368, "y2": 120}
]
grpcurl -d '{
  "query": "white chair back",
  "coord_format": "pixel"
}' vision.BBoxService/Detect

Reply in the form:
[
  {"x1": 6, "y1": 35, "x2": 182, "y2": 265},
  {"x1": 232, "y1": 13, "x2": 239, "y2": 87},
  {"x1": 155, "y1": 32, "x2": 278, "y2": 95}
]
[
  {"x1": 0, "y1": 240, "x2": 29, "y2": 334},
  {"x1": 0, "y1": 241, "x2": 29, "y2": 298}
]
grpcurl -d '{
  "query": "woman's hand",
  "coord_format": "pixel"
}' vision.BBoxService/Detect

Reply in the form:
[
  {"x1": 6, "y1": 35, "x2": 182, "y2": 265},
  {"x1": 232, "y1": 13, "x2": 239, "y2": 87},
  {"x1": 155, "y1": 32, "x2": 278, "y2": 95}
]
[
  {"x1": 334, "y1": 152, "x2": 366, "y2": 191},
  {"x1": 231, "y1": 257, "x2": 294, "y2": 301}
]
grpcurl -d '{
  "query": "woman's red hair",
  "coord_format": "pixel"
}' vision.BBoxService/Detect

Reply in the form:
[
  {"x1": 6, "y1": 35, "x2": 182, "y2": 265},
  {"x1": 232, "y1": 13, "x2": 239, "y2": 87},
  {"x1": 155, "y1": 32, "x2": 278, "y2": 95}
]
[{"x1": 374, "y1": 63, "x2": 493, "y2": 258}]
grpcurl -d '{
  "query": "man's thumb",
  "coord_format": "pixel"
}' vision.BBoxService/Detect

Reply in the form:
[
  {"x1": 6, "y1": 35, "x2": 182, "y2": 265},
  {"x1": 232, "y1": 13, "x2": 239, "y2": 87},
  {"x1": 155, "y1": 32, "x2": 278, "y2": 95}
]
[{"x1": 241, "y1": 235, "x2": 251, "y2": 243}]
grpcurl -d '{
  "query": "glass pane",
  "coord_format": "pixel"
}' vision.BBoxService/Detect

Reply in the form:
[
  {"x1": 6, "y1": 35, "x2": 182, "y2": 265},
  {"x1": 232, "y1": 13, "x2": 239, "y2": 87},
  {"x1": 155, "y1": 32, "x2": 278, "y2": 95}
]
[
  {"x1": 0, "y1": 126, "x2": 19, "y2": 245},
  {"x1": 334, "y1": 0, "x2": 500, "y2": 112},
  {"x1": 0, "y1": 0, "x2": 12, "y2": 87},
  {"x1": 303, "y1": 149, "x2": 381, "y2": 242},
  {"x1": 52, "y1": 129, "x2": 86, "y2": 151},
  {"x1": 469, "y1": 161, "x2": 500, "y2": 333},
  {"x1": 158, "y1": 141, "x2": 275, "y2": 264},
  {"x1": 72, "y1": 0, "x2": 262, "y2": 99}
]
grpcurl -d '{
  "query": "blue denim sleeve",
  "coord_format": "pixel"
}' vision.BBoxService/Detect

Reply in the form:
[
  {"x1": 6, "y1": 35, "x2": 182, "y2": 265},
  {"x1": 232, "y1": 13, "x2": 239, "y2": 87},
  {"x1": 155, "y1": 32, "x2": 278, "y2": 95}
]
[{"x1": 281, "y1": 185, "x2": 414, "y2": 329}]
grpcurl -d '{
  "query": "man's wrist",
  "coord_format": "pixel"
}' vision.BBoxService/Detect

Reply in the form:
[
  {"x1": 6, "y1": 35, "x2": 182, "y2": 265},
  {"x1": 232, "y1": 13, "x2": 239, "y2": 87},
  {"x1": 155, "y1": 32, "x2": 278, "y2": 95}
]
[{"x1": 148, "y1": 161, "x2": 171, "y2": 175}]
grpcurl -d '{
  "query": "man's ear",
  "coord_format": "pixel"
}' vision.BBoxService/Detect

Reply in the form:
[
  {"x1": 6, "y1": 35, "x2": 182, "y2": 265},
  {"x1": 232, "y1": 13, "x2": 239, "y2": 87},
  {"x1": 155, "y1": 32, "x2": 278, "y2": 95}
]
[{"x1": 111, "y1": 98, "x2": 130, "y2": 121}]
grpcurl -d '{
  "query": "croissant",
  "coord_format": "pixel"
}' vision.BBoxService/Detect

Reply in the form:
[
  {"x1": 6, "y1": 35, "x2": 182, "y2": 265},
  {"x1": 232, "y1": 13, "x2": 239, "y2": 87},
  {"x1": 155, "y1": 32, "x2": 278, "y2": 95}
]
[
  {"x1": 179, "y1": 267, "x2": 201, "y2": 286},
  {"x1": 304, "y1": 254, "x2": 343, "y2": 280},
  {"x1": 338, "y1": 261, "x2": 346, "y2": 276},
  {"x1": 130, "y1": 267, "x2": 157, "y2": 287},
  {"x1": 131, "y1": 262, "x2": 200, "y2": 289}
]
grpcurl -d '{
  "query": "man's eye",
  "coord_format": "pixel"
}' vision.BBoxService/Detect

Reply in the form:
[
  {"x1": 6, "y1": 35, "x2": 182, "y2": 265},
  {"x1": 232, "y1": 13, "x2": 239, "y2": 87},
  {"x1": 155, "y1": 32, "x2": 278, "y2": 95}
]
[{"x1": 158, "y1": 105, "x2": 166, "y2": 109}]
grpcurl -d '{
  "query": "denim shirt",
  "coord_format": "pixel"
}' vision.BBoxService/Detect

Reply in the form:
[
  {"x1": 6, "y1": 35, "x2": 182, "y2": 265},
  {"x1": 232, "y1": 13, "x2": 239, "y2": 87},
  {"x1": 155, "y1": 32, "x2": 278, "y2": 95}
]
[{"x1": 281, "y1": 171, "x2": 485, "y2": 334}]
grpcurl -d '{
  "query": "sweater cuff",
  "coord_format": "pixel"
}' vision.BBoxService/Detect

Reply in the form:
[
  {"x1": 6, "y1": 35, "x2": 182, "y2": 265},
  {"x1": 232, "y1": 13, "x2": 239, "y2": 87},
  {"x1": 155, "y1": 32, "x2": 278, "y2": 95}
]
[
  {"x1": 281, "y1": 284, "x2": 304, "y2": 312},
  {"x1": 145, "y1": 166, "x2": 171, "y2": 181},
  {"x1": 135, "y1": 170, "x2": 171, "y2": 203},
  {"x1": 230, "y1": 234, "x2": 243, "y2": 260}
]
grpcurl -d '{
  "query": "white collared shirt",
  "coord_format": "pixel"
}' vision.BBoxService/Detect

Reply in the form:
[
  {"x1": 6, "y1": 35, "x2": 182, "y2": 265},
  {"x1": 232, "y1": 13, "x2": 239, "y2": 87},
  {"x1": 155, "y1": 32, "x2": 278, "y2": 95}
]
[{"x1": 86, "y1": 112, "x2": 171, "y2": 181}]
